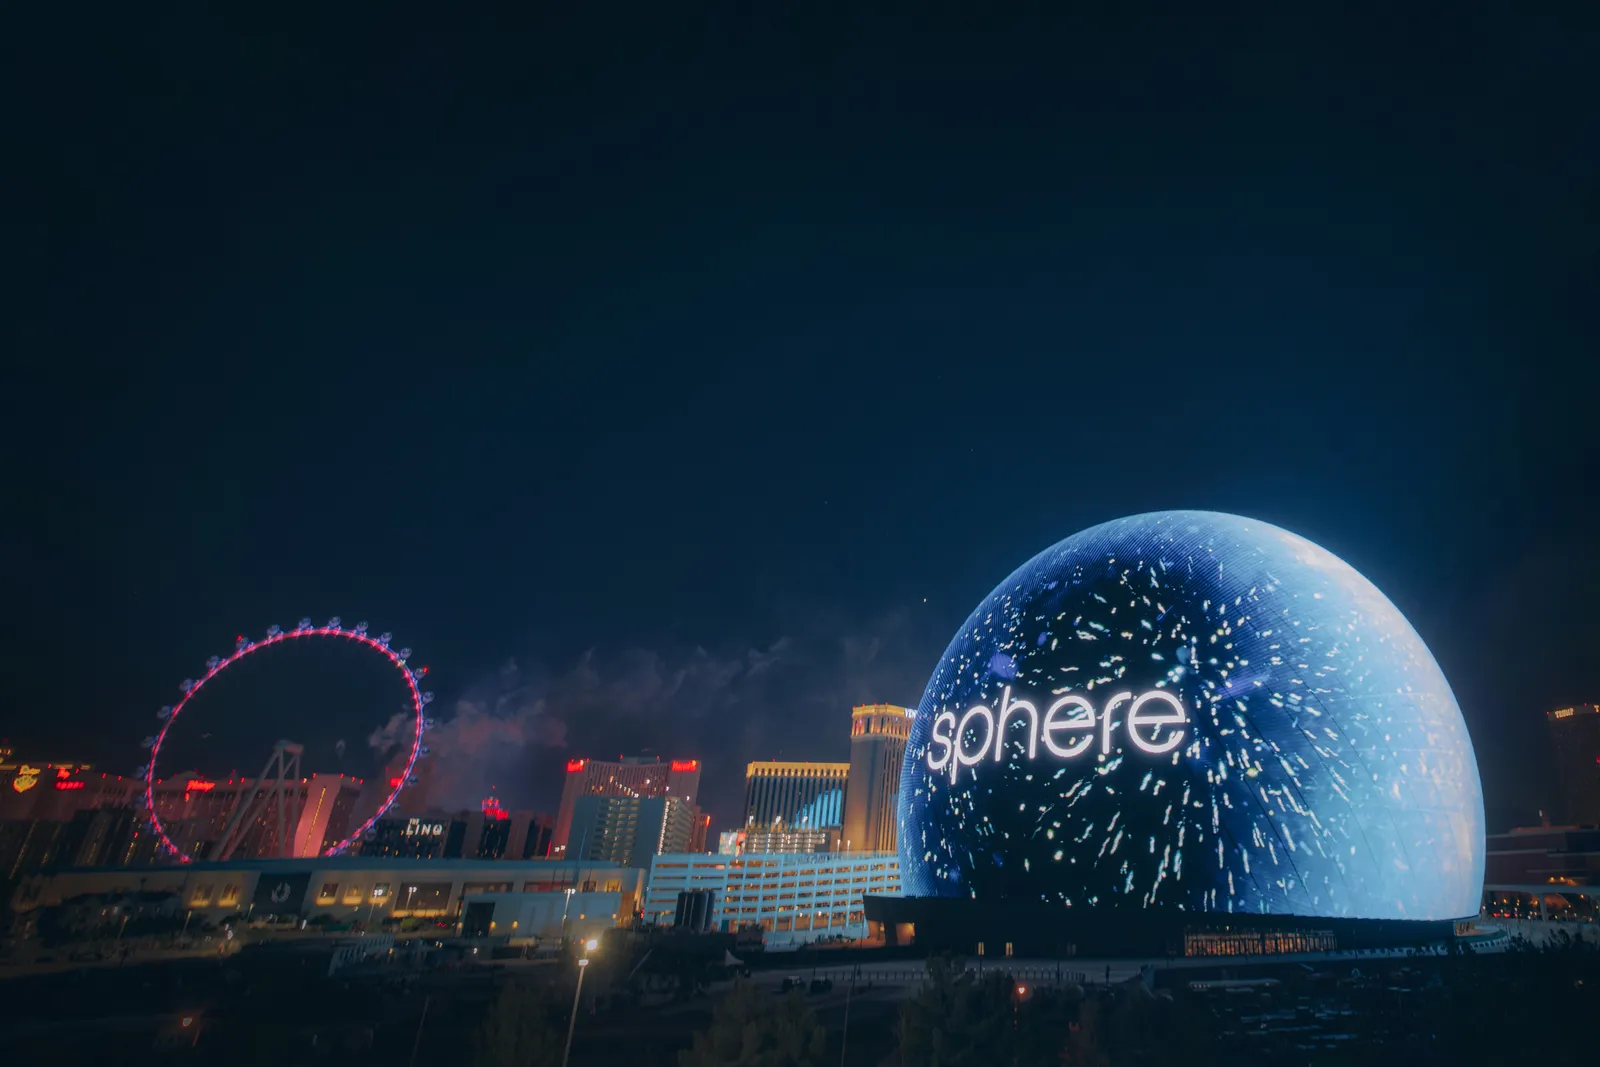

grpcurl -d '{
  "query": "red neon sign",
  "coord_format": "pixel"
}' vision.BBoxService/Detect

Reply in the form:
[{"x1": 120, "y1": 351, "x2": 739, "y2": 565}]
[
  {"x1": 481, "y1": 797, "x2": 509, "y2": 821},
  {"x1": 56, "y1": 767, "x2": 72, "y2": 779},
  {"x1": 185, "y1": 779, "x2": 215, "y2": 793},
  {"x1": 565, "y1": 760, "x2": 586, "y2": 773},
  {"x1": 670, "y1": 760, "x2": 699, "y2": 772},
  {"x1": 390, "y1": 777, "x2": 404, "y2": 789},
  {"x1": 55, "y1": 780, "x2": 86, "y2": 790}
]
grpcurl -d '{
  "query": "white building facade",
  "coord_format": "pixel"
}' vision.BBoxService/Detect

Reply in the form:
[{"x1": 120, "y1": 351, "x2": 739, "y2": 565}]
[{"x1": 644, "y1": 851, "x2": 900, "y2": 948}]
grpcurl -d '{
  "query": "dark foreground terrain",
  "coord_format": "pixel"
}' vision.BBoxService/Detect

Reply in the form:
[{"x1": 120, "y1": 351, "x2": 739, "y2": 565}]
[{"x1": 2, "y1": 935, "x2": 1597, "y2": 1066}]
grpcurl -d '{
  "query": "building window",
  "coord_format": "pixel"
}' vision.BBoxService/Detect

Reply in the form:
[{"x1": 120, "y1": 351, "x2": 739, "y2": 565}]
[
  {"x1": 318, "y1": 882, "x2": 339, "y2": 901},
  {"x1": 191, "y1": 885, "x2": 213, "y2": 906},
  {"x1": 372, "y1": 883, "x2": 390, "y2": 900},
  {"x1": 219, "y1": 885, "x2": 240, "y2": 907}
]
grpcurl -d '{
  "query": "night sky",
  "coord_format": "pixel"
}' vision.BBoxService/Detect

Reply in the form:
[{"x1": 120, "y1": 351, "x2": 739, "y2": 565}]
[{"x1": 7, "y1": 9, "x2": 1597, "y2": 832}]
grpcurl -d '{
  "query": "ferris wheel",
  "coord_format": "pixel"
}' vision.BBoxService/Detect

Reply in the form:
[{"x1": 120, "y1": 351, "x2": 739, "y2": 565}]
[{"x1": 139, "y1": 617, "x2": 435, "y2": 863}]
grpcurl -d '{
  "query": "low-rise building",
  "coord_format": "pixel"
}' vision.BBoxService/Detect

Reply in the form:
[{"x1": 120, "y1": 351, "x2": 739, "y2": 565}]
[
  {"x1": 458, "y1": 890, "x2": 619, "y2": 944},
  {"x1": 643, "y1": 851, "x2": 900, "y2": 948},
  {"x1": 10, "y1": 857, "x2": 646, "y2": 932}
]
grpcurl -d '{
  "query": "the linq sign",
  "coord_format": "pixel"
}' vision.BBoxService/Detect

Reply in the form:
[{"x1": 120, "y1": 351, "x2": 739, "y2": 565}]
[{"x1": 927, "y1": 685, "x2": 1188, "y2": 784}]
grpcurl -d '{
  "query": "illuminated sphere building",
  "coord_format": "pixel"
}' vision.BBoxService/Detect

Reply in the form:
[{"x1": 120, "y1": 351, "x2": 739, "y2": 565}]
[{"x1": 897, "y1": 510, "x2": 1484, "y2": 921}]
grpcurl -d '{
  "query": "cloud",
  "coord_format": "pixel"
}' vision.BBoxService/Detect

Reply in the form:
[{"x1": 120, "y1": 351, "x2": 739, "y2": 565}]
[{"x1": 368, "y1": 605, "x2": 947, "y2": 822}]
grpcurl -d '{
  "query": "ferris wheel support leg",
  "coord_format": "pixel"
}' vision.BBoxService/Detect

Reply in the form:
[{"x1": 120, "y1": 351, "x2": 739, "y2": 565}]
[
  {"x1": 276, "y1": 744, "x2": 303, "y2": 858},
  {"x1": 212, "y1": 747, "x2": 279, "y2": 861}
]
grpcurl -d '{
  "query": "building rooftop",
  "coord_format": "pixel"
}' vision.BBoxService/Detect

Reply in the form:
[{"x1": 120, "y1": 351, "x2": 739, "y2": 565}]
[
  {"x1": 54, "y1": 856, "x2": 645, "y2": 876},
  {"x1": 744, "y1": 761, "x2": 850, "y2": 776},
  {"x1": 1548, "y1": 704, "x2": 1600, "y2": 720}
]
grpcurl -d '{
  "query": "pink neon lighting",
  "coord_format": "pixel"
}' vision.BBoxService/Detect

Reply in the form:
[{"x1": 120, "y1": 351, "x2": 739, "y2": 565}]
[{"x1": 143, "y1": 624, "x2": 426, "y2": 864}]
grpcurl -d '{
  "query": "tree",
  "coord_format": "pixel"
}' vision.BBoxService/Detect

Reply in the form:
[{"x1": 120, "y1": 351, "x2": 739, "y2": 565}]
[
  {"x1": 679, "y1": 981, "x2": 826, "y2": 1067},
  {"x1": 478, "y1": 981, "x2": 566, "y2": 1067},
  {"x1": 897, "y1": 955, "x2": 1020, "y2": 1067},
  {"x1": 1061, "y1": 983, "x2": 1228, "y2": 1067}
]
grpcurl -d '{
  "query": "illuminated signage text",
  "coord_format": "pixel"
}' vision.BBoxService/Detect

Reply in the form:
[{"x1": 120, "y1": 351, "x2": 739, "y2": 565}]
[{"x1": 928, "y1": 686, "x2": 1188, "y2": 784}]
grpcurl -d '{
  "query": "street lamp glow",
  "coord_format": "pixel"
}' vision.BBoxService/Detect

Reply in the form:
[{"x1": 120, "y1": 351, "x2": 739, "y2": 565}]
[{"x1": 584, "y1": 938, "x2": 598, "y2": 952}]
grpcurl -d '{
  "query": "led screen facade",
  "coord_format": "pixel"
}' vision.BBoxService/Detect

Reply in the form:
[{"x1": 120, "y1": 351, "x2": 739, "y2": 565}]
[{"x1": 898, "y1": 511, "x2": 1484, "y2": 919}]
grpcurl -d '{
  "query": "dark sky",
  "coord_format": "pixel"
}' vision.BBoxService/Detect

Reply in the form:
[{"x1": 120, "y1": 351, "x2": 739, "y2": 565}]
[{"x1": 6, "y1": 9, "x2": 1597, "y2": 831}]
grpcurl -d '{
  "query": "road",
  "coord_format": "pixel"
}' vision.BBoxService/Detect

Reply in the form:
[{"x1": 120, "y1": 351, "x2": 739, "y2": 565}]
[{"x1": 742, "y1": 933, "x2": 1513, "y2": 995}]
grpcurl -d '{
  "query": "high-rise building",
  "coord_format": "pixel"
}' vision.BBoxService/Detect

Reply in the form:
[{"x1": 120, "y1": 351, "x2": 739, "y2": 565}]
[
  {"x1": 1, "y1": 761, "x2": 137, "y2": 821},
  {"x1": 688, "y1": 810, "x2": 712, "y2": 854},
  {"x1": 743, "y1": 827, "x2": 838, "y2": 854},
  {"x1": 552, "y1": 757, "x2": 701, "y2": 857},
  {"x1": 356, "y1": 804, "x2": 552, "y2": 861},
  {"x1": 1548, "y1": 704, "x2": 1600, "y2": 825},
  {"x1": 62, "y1": 806, "x2": 143, "y2": 868},
  {"x1": 148, "y1": 772, "x2": 365, "y2": 860},
  {"x1": 506, "y1": 810, "x2": 555, "y2": 860},
  {"x1": 744, "y1": 762, "x2": 848, "y2": 832},
  {"x1": 291, "y1": 774, "x2": 363, "y2": 858},
  {"x1": 566, "y1": 795, "x2": 695, "y2": 869},
  {"x1": 842, "y1": 704, "x2": 912, "y2": 853},
  {"x1": 359, "y1": 812, "x2": 458, "y2": 859}
]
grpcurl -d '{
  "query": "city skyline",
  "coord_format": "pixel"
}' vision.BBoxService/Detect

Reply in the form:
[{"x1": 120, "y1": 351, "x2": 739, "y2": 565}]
[{"x1": 4, "y1": 662, "x2": 1597, "y2": 842}]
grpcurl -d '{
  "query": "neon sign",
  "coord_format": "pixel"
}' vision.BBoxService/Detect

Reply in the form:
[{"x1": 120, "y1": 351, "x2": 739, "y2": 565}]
[
  {"x1": 185, "y1": 779, "x2": 215, "y2": 793},
  {"x1": 670, "y1": 760, "x2": 699, "y2": 772},
  {"x1": 12, "y1": 764, "x2": 40, "y2": 793},
  {"x1": 928, "y1": 686, "x2": 1188, "y2": 784},
  {"x1": 55, "y1": 780, "x2": 86, "y2": 790}
]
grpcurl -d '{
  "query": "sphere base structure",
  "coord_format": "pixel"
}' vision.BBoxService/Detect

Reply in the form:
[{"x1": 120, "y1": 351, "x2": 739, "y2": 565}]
[{"x1": 863, "y1": 894, "x2": 1471, "y2": 959}]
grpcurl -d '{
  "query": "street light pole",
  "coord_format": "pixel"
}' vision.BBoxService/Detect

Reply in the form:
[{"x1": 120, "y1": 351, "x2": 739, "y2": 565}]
[
  {"x1": 407, "y1": 993, "x2": 431, "y2": 1067},
  {"x1": 562, "y1": 957, "x2": 589, "y2": 1067},
  {"x1": 838, "y1": 968, "x2": 855, "y2": 1067}
]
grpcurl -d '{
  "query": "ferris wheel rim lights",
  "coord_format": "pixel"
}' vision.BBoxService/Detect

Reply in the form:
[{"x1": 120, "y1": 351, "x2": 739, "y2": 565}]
[{"x1": 142, "y1": 621, "x2": 431, "y2": 864}]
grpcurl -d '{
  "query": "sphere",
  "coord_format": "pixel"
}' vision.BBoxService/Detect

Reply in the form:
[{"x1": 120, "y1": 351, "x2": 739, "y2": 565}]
[{"x1": 897, "y1": 510, "x2": 1484, "y2": 920}]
